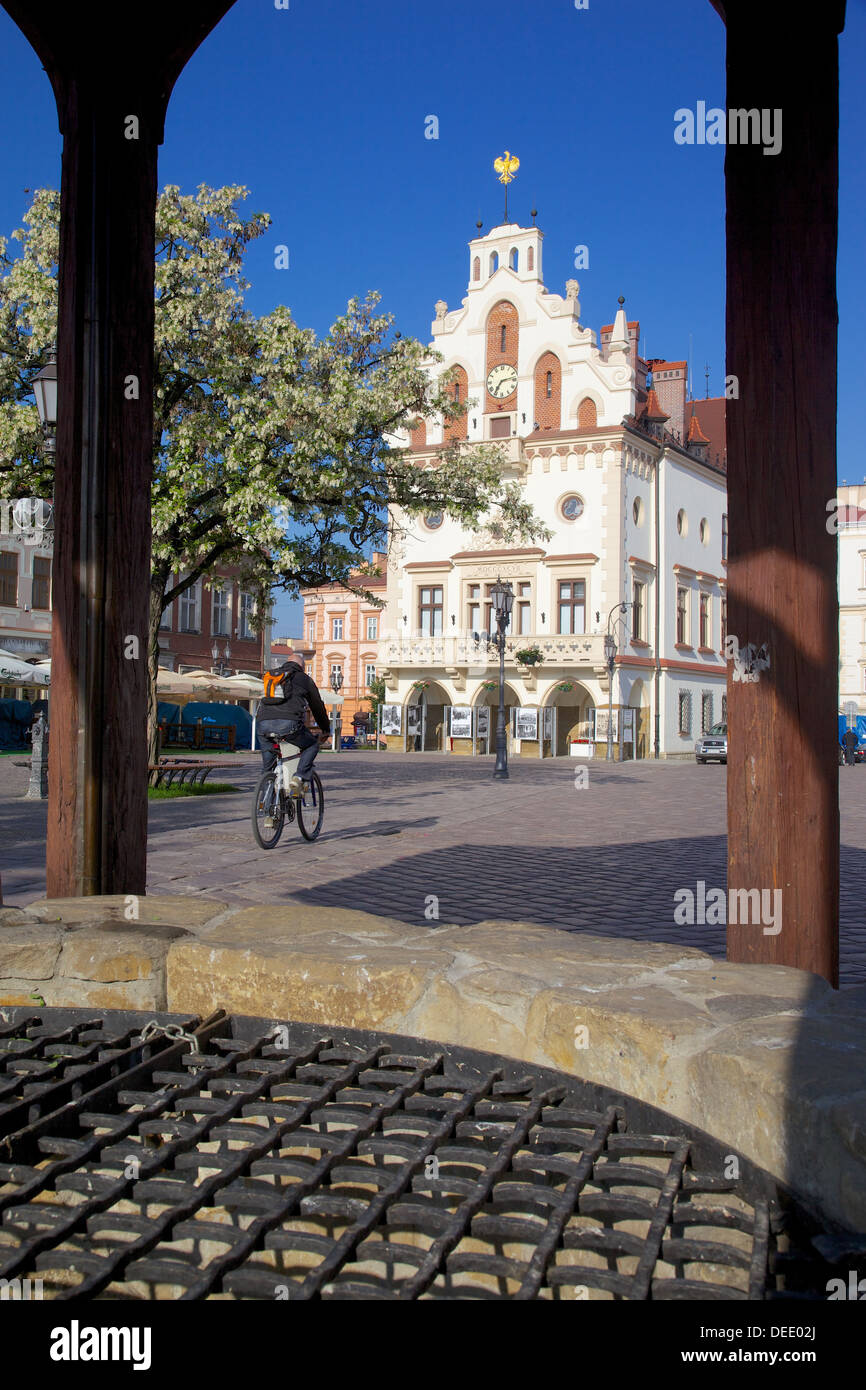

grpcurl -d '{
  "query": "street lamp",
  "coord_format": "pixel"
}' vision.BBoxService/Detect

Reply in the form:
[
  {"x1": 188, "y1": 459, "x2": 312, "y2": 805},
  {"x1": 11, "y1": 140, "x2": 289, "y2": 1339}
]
[
  {"x1": 605, "y1": 602, "x2": 633, "y2": 762},
  {"x1": 32, "y1": 345, "x2": 57, "y2": 458},
  {"x1": 489, "y1": 576, "x2": 514, "y2": 779},
  {"x1": 331, "y1": 666, "x2": 344, "y2": 753}
]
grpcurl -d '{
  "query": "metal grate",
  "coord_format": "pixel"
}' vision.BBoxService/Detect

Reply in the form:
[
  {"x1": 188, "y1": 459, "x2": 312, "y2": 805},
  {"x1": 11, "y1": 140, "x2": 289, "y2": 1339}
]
[{"x1": 0, "y1": 1008, "x2": 852, "y2": 1301}]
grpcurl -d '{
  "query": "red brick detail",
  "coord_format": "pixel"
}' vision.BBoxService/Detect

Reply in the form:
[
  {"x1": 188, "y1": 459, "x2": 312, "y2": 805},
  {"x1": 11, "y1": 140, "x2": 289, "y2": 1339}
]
[
  {"x1": 577, "y1": 397, "x2": 597, "y2": 429},
  {"x1": 485, "y1": 301, "x2": 519, "y2": 413},
  {"x1": 527, "y1": 246, "x2": 534, "y2": 272},
  {"x1": 443, "y1": 365, "x2": 469, "y2": 442},
  {"x1": 534, "y1": 352, "x2": 561, "y2": 431},
  {"x1": 472, "y1": 256, "x2": 480, "y2": 282},
  {"x1": 409, "y1": 419, "x2": 426, "y2": 448}
]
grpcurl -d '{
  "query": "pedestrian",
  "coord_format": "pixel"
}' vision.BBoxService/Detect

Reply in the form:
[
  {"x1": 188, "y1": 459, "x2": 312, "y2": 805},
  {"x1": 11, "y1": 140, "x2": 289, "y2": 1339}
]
[{"x1": 843, "y1": 725, "x2": 858, "y2": 767}]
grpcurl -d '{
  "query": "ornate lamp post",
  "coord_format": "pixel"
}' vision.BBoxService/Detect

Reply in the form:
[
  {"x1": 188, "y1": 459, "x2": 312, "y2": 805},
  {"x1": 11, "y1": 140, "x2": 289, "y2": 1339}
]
[
  {"x1": 210, "y1": 641, "x2": 231, "y2": 676},
  {"x1": 605, "y1": 602, "x2": 633, "y2": 761},
  {"x1": 489, "y1": 576, "x2": 514, "y2": 780},
  {"x1": 331, "y1": 667, "x2": 344, "y2": 753},
  {"x1": 32, "y1": 345, "x2": 58, "y2": 460}
]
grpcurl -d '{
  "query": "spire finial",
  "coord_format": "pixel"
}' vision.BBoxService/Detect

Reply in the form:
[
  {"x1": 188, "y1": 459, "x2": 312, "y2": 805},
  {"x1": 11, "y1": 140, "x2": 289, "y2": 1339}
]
[
  {"x1": 618, "y1": 295, "x2": 625, "y2": 307},
  {"x1": 531, "y1": 206, "x2": 537, "y2": 224},
  {"x1": 493, "y1": 150, "x2": 520, "y2": 223},
  {"x1": 705, "y1": 362, "x2": 710, "y2": 399}
]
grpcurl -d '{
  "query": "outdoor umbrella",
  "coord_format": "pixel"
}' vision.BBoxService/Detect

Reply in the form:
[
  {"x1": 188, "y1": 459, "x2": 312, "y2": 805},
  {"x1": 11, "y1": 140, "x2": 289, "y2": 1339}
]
[{"x1": 0, "y1": 648, "x2": 51, "y2": 686}]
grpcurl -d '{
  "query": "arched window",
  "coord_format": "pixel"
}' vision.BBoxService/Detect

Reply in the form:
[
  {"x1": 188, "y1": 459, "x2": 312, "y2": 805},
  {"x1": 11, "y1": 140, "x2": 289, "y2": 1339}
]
[
  {"x1": 472, "y1": 256, "x2": 480, "y2": 282},
  {"x1": 527, "y1": 246, "x2": 534, "y2": 272},
  {"x1": 443, "y1": 366, "x2": 469, "y2": 442},
  {"x1": 577, "y1": 397, "x2": 597, "y2": 429},
  {"x1": 500, "y1": 323, "x2": 507, "y2": 353},
  {"x1": 534, "y1": 352, "x2": 561, "y2": 430},
  {"x1": 509, "y1": 246, "x2": 518, "y2": 272},
  {"x1": 489, "y1": 252, "x2": 499, "y2": 275}
]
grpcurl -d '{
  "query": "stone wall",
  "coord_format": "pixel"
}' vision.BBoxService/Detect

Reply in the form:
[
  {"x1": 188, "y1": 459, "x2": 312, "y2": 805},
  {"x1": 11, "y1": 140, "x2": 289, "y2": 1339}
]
[{"x1": 2, "y1": 894, "x2": 864, "y2": 1235}]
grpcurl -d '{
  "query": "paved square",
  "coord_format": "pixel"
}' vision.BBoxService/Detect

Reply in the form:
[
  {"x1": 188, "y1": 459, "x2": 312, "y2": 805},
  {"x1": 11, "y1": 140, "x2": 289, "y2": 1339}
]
[{"x1": 3, "y1": 751, "x2": 865, "y2": 987}]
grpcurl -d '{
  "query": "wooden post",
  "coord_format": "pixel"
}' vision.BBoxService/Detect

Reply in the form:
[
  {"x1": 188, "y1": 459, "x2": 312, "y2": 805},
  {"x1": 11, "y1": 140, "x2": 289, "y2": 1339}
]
[
  {"x1": 716, "y1": 1, "x2": 845, "y2": 984},
  {"x1": 2, "y1": 3, "x2": 236, "y2": 895}
]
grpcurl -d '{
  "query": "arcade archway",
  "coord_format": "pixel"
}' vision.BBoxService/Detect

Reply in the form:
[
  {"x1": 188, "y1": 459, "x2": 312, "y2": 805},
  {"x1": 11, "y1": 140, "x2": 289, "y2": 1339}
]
[
  {"x1": 543, "y1": 681, "x2": 596, "y2": 758},
  {"x1": 473, "y1": 682, "x2": 521, "y2": 755},
  {"x1": 406, "y1": 680, "x2": 451, "y2": 752}
]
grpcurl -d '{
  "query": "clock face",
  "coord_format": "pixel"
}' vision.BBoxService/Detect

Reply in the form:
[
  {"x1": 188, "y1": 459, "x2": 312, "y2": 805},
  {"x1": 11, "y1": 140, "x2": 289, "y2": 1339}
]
[{"x1": 486, "y1": 364, "x2": 518, "y2": 399}]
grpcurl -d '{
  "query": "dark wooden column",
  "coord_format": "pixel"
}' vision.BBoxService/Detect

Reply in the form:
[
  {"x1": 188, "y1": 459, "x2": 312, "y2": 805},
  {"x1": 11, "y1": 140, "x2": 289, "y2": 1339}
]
[
  {"x1": 2, "y1": 2, "x2": 236, "y2": 896},
  {"x1": 714, "y1": 1, "x2": 845, "y2": 984}
]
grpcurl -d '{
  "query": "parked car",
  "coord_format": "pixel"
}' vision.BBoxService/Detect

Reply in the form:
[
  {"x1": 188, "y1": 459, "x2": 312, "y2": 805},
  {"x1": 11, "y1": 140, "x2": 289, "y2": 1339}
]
[{"x1": 695, "y1": 722, "x2": 727, "y2": 763}]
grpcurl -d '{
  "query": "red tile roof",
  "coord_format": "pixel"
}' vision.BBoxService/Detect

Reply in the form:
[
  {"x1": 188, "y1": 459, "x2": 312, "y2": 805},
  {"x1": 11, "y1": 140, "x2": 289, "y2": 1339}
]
[
  {"x1": 686, "y1": 411, "x2": 710, "y2": 444},
  {"x1": 639, "y1": 388, "x2": 669, "y2": 422},
  {"x1": 686, "y1": 397, "x2": 726, "y2": 466}
]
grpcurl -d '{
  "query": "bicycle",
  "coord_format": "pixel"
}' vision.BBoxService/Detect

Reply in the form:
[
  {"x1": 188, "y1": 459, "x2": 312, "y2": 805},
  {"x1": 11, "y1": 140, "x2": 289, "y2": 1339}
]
[{"x1": 251, "y1": 736, "x2": 325, "y2": 848}]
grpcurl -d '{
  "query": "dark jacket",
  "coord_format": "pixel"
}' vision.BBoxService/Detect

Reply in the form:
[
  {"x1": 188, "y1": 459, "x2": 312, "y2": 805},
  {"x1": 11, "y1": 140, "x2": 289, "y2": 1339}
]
[
  {"x1": 259, "y1": 661, "x2": 331, "y2": 734},
  {"x1": 843, "y1": 728, "x2": 858, "y2": 751}
]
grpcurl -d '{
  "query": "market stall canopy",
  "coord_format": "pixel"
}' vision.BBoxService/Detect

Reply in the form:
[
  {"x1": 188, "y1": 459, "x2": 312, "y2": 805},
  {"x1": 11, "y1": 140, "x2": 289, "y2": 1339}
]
[
  {"x1": 0, "y1": 649, "x2": 51, "y2": 686},
  {"x1": 156, "y1": 669, "x2": 196, "y2": 696},
  {"x1": 222, "y1": 674, "x2": 265, "y2": 698}
]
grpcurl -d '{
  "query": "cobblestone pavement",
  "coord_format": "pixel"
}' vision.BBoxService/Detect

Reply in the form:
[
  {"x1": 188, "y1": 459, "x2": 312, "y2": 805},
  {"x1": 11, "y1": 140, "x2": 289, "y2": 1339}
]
[{"x1": 3, "y1": 750, "x2": 866, "y2": 986}]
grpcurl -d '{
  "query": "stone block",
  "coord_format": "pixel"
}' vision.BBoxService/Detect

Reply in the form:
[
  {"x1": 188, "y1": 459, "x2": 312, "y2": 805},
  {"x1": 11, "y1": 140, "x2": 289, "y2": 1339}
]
[
  {"x1": 27, "y1": 894, "x2": 228, "y2": 929},
  {"x1": 167, "y1": 937, "x2": 451, "y2": 1030},
  {"x1": 59, "y1": 924, "x2": 187, "y2": 983},
  {"x1": 0, "y1": 924, "x2": 63, "y2": 980}
]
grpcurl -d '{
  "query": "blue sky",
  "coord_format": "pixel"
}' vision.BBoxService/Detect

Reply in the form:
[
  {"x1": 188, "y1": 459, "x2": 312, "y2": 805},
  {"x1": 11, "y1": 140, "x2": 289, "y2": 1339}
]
[{"x1": 1, "y1": 0, "x2": 863, "y2": 637}]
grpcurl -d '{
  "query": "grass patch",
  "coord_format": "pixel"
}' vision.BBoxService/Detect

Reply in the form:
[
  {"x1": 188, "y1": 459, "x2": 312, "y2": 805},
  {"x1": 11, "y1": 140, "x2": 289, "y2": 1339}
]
[{"x1": 148, "y1": 781, "x2": 241, "y2": 799}]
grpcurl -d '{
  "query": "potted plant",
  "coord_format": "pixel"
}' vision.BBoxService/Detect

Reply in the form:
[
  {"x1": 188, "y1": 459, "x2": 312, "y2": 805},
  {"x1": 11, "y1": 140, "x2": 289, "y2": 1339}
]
[
  {"x1": 515, "y1": 645, "x2": 544, "y2": 667},
  {"x1": 557, "y1": 681, "x2": 575, "y2": 693},
  {"x1": 412, "y1": 680, "x2": 430, "y2": 691}
]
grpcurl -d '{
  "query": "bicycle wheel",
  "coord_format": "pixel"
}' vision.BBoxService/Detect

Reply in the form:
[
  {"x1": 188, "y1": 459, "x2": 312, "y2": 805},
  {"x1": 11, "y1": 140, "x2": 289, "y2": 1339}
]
[
  {"x1": 296, "y1": 772, "x2": 325, "y2": 841},
  {"x1": 252, "y1": 771, "x2": 285, "y2": 848}
]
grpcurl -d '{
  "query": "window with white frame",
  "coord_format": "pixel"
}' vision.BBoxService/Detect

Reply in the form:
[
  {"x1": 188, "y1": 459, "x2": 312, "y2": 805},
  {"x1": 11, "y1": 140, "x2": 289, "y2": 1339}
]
[
  {"x1": 238, "y1": 591, "x2": 255, "y2": 639},
  {"x1": 699, "y1": 592, "x2": 711, "y2": 648},
  {"x1": 179, "y1": 578, "x2": 200, "y2": 632},
  {"x1": 676, "y1": 586, "x2": 689, "y2": 645},
  {"x1": 307, "y1": 618, "x2": 315, "y2": 645},
  {"x1": 366, "y1": 615, "x2": 378, "y2": 640},
  {"x1": 678, "y1": 690, "x2": 692, "y2": 735},
  {"x1": 365, "y1": 662, "x2": 376, "y2": 688},
  {"x1": 516, "y1": 581, "x2": 532, "y2": 634},
  {"x1": 329, "y1": 663, "x2": 343, "y2": 688},
  {"x1": 701, "y1": 692, "x2": 713, "y2": 732},
  {"x1": 632, "y1": 579, "x2": 645, "y2": 641},
  {"x1": 212, "y1": 585, "x2": 230, "y2": 636},
  {"x1": 332, "y1": 617, "x2": 343, "y2": 640}
]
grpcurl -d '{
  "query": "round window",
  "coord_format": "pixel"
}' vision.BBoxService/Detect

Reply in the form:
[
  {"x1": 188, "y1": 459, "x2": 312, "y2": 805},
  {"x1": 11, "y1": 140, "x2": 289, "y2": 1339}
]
[
  {"x1": 677, "y1": 509, "x2": 688, "y2": 537},
  {"x1": 699, "y1": 518, "x2": 710, "y2": 545},
  {"x1": 633, "y1": 498, "x2": 644, "y2": 526},
  {"x1": 424, "y1": 513, "x2": 443, "y2": 530},
  {"x1": 560, "y1": 495, "x2": 584, "y2": 521}
]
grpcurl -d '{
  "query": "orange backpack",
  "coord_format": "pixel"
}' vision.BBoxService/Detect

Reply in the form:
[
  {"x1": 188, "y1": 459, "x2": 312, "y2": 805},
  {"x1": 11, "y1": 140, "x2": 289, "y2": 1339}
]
[{"x1": 262, "y1": 669, "x2": 288, "y2": 700}]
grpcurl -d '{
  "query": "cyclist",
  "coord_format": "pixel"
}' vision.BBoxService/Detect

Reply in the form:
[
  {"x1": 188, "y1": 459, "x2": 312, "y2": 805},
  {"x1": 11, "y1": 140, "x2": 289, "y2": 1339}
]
[{"x1": 257, "y1": 650, "x2": 331, "y2": 795}]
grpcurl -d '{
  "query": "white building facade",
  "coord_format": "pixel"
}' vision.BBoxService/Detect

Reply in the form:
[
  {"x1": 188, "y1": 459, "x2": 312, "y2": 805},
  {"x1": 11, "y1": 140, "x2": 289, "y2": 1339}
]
[
  {"x1": 380, "y1": 219, "x2": 728, "y2": 757},
  {"x1": 837, "y1": 483, "x2": 866, "y2": 712}
]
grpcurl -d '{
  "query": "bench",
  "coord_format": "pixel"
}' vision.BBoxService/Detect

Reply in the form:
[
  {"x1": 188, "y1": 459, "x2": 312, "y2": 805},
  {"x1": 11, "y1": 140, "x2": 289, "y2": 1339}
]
[
  {"x1": 158, "y1": 722, "x2": 237, "y2": 751},
  {"x1": 148, "y1": 758, "x2": 245, "y2": 789}
]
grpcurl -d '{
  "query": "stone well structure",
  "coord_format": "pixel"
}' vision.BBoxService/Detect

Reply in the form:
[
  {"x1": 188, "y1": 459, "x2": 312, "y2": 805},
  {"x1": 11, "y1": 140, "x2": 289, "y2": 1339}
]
[{"x1": 1, "y1": 894, "x2": 864, "y2": 1236}]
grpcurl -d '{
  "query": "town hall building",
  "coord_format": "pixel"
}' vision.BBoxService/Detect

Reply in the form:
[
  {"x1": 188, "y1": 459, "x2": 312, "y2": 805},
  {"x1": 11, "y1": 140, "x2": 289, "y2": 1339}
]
[{"x1": 378, "y1": 211, "x2": 728, "y2": 758}]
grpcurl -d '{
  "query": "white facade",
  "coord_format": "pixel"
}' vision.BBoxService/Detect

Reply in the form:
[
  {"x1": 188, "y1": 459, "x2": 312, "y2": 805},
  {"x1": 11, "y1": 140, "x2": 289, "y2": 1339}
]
[
  {"x1": 380, "y1": 220, "x2": 728, "y2": 757},
  {"x1": 0, "y1": 504, "x2": 53, "y2": 698},
  {"x1": 837, "y1": 483, "x2": 866, "y2": 709}
]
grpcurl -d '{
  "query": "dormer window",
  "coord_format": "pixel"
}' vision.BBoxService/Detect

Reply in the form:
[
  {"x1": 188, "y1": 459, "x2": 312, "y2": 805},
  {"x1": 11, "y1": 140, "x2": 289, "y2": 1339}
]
[
  {"x1": 489, "y1": 252, "x2": 499, "y2": 276},
  {"x1": 509, "y1": 247, "x2": 518, "y2": 271},
  {"x1": 500, "y1": 324, "x2": 507, "y2": 353}
]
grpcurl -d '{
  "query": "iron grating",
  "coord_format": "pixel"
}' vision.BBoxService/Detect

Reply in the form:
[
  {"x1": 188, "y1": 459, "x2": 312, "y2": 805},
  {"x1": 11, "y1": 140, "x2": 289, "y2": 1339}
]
[{"x1": 0, "y1": 1007, "x2": 855, "y2": 1301}]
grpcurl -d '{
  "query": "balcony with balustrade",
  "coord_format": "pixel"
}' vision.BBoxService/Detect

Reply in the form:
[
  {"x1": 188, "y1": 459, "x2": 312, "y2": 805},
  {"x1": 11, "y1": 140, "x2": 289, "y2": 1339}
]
[{"x1": 379, "y1": 630, "x2": 610, "y2": 691}]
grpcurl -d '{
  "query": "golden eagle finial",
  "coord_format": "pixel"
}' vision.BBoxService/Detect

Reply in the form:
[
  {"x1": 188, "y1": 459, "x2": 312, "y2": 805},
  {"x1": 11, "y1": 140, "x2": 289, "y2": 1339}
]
[
  {"x1": 494, "y1": 151, "x2": 520, "y2": 184},
  {"x1": 493, "y1": 151, "x2": 519, "y2": 223}
]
